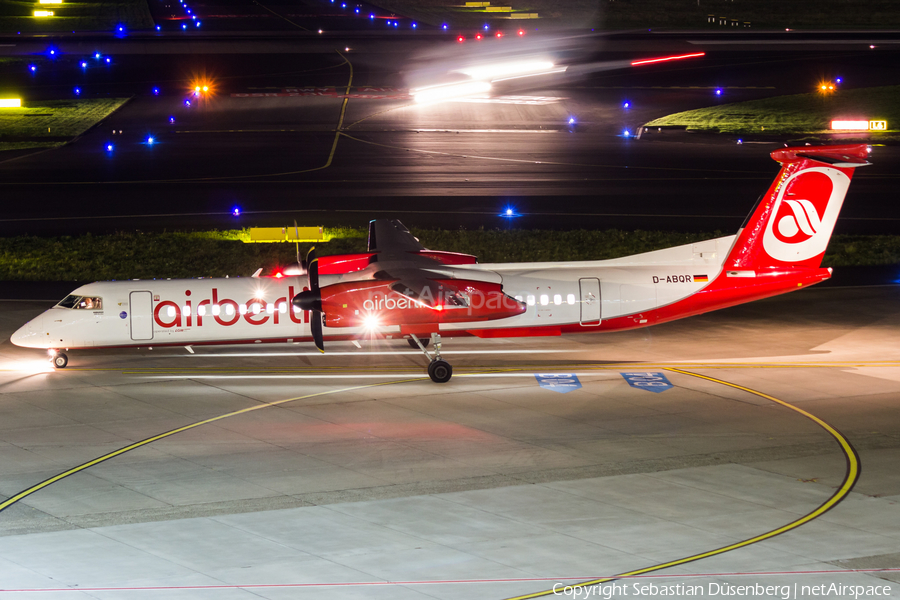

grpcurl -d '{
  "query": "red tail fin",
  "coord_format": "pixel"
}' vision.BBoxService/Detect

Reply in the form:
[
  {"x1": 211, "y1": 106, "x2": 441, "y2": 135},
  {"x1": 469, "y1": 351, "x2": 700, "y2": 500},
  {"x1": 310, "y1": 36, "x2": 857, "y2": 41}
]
[{"x1": 725, "y1": 144, "x2": 871, "y2": 270}]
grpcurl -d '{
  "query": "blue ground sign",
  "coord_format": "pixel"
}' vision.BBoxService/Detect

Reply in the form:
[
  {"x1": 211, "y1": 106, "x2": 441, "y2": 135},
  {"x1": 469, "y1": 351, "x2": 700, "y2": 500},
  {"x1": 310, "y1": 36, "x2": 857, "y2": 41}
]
[
  {"x1": 535, "y1": 373, "x2": 582, "y2": 394},
  {"x1": 620, "y1": 372, "x2": 673, "y2": 393}
]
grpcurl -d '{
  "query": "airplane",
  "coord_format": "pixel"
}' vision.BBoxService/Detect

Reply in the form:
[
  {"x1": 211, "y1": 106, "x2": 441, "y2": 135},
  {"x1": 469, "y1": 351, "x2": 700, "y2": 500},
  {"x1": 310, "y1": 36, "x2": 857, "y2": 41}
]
[{"x1": 11, "y1": 144, "x2": 871, "y2": 383}]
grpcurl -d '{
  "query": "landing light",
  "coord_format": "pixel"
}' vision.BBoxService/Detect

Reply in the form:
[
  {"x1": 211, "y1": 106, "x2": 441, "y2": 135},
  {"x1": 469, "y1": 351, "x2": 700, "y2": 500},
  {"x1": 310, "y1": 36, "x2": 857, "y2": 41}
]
[{"x1": 363, "y1": 314, "x2": 379, "y2": 330}]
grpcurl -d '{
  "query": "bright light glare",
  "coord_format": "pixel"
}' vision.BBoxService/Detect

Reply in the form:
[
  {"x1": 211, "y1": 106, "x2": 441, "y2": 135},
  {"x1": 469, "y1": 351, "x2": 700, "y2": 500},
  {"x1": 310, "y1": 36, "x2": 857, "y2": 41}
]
[
  {"x1": 0, "y1": 99, "x2": 22, "y2": 108},
  {"x1": 362, "y1": 314, "x2": 379, "y2": 330},
  {"x1": 147, "y1": 136, "x2": 155, "y2": 144},
  {"x1": 412, "y1": 80, "x2": 491, "y2": 104},
  {"x1": 457, "y1": 60, "x2": 555, "y2": 81},
  {"x1": 831, "y1": 120, "x2": 869, "y2": 130},
  {"x1": 34, "y1": 10, "x2": 54, "y2": 16}
]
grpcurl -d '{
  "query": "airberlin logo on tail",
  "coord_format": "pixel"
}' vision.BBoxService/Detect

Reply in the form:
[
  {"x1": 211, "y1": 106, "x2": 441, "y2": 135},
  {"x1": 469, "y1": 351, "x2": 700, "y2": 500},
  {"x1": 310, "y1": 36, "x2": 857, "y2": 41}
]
[{"x1": 762, "y1": 166, "x2": 850, "y2": 263}]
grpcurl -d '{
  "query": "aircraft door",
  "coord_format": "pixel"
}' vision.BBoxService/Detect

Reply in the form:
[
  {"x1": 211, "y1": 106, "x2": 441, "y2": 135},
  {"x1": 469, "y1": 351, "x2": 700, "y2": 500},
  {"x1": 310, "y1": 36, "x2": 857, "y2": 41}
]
[
  {"x1": 129, "y1": 291, "x2": 154, "y2": 341},
  {"x1": 579, "y1": 278, "x2": 601, "y2": 326}
]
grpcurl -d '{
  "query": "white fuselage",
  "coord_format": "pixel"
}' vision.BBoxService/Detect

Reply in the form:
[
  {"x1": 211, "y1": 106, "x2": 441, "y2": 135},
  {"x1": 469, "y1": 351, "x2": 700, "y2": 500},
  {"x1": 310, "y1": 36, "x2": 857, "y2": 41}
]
[{"x1": 10, "y1": 236, "x2": 734, "y2": 351}]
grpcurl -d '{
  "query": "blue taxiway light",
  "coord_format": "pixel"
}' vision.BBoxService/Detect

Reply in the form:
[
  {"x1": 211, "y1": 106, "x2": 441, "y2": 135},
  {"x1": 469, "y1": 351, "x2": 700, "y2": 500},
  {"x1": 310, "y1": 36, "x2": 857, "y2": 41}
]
[
  {"x1": 156, "y1": 25, "x2": 161, "y2": 30},
  {"x1": 412, "y1": 22, "x2": 417, "y2": 28},
  {"x1": 836, "y1": 77, "x2": 843, "y2": 84},
  {"x1": 182, "y1": 23, "x2": 187, "y2": 29},
  {"x1": 105, "y1": 57, "x2": 111, "y2": 63},
  {"x1": 74, "y1": 87, "x2": 81, "y2": 95},
  {"x1": 369, "y1": 13, "x2": 374, "y2": 19},
  {"x1": 106, "y1": 143, "x2": 114, "y2": 152},
  {"x1": 442, "y1": 23, "x2": 448, "y2": 29},
  {"x1": 623, "y1": 101, "x2": 630, "y2": 108},
  {"x1": 232, "y1": 207, "x2": 241, "y2": 217},
  {"x1": 169, "y1": 116, "x2": 175, "y2": 123},
  {"x1": 29, "y1": 65, "x2": 36, "y2": 72},
  {"x1": 153, "y1": 87, "x2": 160, "y2": 95},
  {"x1": 146, "y1": 136, "x2": 155, "y2": 145},
  {"x1": 483, "y1": 24, "x2": 489, "y2": 30},
  {"x1": 568, "y1": 117, "x2": 575, "y2": 125},
  {"x1": 196, "y1": 21, "x2": 201, "y2": 26},
  {"x1": 184, "y1": 99, "x2": 191, "y2": 107},
  {"x1": 80, "y1": 61, "x2": 87, "y2": 68},
  {"x1": 499, "y1": 207, "x2": 520, "y2": 218},
  {"x1": 715, "y1": 88, "x2": 722, "y2": 96},
  {"x1": 94, "y1": 52, "x2": 101, "y2": 59},
  {"x1": 623, "y1": 129, "x2": 631, "y2": 137}
]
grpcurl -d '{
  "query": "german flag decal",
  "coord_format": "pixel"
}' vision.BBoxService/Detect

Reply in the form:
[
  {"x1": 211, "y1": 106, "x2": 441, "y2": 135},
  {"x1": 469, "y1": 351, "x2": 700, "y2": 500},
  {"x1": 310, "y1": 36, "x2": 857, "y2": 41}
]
[{"x1": 694, "y1": 274, "x2": 709, "y2": 282}]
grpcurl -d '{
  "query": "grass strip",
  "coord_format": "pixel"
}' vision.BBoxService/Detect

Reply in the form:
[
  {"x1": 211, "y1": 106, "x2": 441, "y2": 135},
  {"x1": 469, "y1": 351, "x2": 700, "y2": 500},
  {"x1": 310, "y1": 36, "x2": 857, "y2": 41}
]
[
  {"x1": 0, "y1": 0, "x2": 154, "y2": 33},
  {"x1": 0, "y1": 229, "x2": 897, "y2": 281},
  {"x1": 645, "y1": 86, "x2": 900, "y2": 136},
  {"x1": 0, "y1": 98, "x2": 130, "y2": 141}
]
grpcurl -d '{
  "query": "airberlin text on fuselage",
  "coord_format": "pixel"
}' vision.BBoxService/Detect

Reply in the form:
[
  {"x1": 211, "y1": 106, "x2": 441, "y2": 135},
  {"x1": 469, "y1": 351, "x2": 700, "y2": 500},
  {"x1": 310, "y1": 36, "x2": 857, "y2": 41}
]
[{"x1": 153, "y1": 286, "x2": 308, "y2": 329}]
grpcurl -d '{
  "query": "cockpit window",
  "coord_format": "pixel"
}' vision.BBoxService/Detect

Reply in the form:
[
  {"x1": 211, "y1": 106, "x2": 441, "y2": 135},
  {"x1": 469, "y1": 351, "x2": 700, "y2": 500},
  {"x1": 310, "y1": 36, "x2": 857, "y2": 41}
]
[{"x1": 56, "y1": 295, "x2": 102, "y2": 310}]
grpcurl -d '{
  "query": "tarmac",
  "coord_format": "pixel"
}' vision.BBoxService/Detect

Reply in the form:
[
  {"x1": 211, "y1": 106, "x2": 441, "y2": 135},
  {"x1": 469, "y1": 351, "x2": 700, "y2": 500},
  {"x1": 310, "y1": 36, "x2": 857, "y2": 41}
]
[{"x1": 0, "y1": 284, "x2": 898, "y2": 598}]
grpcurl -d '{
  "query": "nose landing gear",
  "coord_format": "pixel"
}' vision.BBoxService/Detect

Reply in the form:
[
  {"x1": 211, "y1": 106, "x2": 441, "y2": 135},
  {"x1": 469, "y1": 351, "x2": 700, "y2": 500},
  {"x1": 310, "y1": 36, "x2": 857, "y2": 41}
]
[{"x1": 410, "y1": 333, "x2": 452, "y2": 383}]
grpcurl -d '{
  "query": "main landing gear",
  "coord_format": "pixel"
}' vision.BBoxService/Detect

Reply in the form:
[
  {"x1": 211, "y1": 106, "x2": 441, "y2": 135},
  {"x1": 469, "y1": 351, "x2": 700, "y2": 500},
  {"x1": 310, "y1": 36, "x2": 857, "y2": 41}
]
[
  {"x1": 409, "y1": 333, "x2": 452, "y2": 383},
  {"x1": 50, "y1": 351, "x2": 68, "y2": 369}
]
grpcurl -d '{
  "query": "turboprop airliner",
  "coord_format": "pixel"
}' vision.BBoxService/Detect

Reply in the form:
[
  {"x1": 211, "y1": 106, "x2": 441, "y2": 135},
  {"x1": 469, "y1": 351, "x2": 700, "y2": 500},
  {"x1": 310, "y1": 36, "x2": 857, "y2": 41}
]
[{"x1": 11, "y1": 144, "x2": 871, "y2": 382}]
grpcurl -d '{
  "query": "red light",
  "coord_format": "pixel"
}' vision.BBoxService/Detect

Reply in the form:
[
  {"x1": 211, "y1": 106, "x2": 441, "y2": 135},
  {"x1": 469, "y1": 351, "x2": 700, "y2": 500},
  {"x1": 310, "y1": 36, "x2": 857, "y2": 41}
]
[
  {"x1": 475, "y1": 33, "x2": 482, "y2": 40},
  {"x1": 495, "y1": 31, "x2": 503, "y2": 38},
  {"x1": 630, "y1": 52, "x2": 706, "y2": 66},
  {"x1": 457, "y1": 35, "x2": 464, "y2": 42},
  {"x1": 435, "y1": 304, "x2": 443, "y2": 311},
  {"x1": 274, "y1": 272, "x2": 283, "y2": 278},
  {"x1": 517, "y1": 29, "x2": 524, "y2": 36}
]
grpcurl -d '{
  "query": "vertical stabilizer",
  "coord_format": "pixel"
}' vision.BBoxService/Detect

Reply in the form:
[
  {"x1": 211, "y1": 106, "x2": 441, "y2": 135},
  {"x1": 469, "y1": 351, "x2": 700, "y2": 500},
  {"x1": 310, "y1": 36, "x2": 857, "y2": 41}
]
[{"x1": 725, "y1": 144, "x2": 871, "y2": 270}]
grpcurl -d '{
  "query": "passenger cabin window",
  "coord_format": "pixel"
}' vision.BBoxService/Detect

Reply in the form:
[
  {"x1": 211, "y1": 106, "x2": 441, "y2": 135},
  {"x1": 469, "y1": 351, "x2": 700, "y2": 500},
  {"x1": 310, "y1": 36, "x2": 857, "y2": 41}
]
[{"x1": 56, "y1": 295, "x2": 102, "y2": 310}]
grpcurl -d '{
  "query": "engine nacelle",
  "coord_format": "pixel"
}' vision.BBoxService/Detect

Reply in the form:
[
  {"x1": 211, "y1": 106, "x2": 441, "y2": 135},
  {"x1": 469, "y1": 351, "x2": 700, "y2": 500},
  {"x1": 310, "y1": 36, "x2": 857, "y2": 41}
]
[{"x1": 319, "y1": 279, "x2": 525, "y2": 328}]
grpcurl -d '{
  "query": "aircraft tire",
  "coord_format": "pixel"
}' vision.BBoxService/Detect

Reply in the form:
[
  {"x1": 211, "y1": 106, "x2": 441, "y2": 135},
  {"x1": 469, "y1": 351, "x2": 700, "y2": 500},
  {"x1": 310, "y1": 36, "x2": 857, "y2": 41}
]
[
  {"x1": 407, "y1": 337, "x2": 431, "y2": 349},
  {"x1": 52, "y1": 353, "x2": 68, "y2": 369},
  {"x1": 428, "y1": 359, "x2": 452, "y2": 383}
]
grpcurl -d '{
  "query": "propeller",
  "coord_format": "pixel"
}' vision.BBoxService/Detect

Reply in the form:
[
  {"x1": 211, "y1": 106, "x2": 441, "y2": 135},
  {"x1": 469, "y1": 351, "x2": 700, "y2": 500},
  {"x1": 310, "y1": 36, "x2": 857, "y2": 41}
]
[{"x1": 291, "y1": 247, "x2": 324, "y2": 353}]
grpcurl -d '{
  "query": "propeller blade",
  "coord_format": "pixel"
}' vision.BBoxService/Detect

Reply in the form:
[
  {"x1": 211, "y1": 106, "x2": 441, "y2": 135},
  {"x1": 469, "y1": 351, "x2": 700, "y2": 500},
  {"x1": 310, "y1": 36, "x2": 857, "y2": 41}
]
[
  {"x1": 311, "y1": 311, "x2": 324, "y2": 353},
  {"x1": 307, "y1": 246, "x2": 318, "y2": 291}
]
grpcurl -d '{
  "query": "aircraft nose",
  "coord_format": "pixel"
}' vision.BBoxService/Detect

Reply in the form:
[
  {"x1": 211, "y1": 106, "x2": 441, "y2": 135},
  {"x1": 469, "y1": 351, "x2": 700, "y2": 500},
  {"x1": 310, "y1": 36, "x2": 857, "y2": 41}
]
[{"x1": 10, "y1": 314, "x2": 45, "y2": 348}]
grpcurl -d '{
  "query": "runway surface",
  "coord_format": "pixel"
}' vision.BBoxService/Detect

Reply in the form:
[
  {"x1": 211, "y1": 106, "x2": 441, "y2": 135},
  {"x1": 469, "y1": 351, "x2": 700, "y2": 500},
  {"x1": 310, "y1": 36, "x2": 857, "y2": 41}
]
[
  {"x1": 3, "y1": 34, "x2": 900, "y2": 235},
  {"x1": 1, "y1": 284, "x2": 899, "y2": 597}
]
